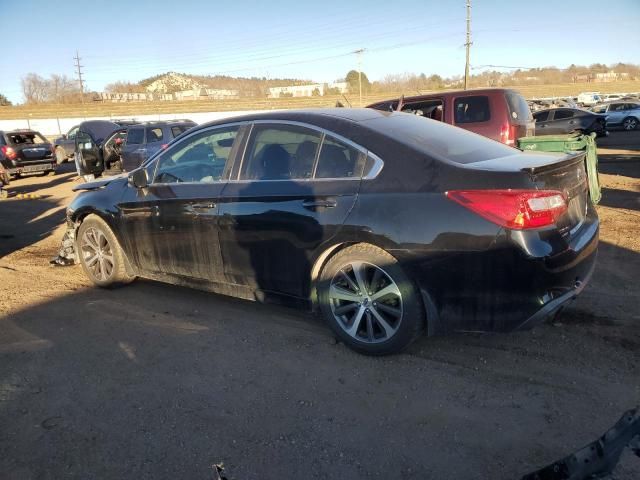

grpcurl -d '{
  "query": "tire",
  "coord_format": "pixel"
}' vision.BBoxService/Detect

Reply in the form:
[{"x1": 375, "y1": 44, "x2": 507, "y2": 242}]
[
  {"x1": 622, "y1": 116, "x2": 638, "y2": 131},
  {"x1": 77, "y1": 215, "x2": 135, "y2": 288},
  {"x1": 55, "y1": 147, "x2": 67, "y2": 165},
  {"x1": 318, "y1": 243, "x2": 425, "y2": 355}
]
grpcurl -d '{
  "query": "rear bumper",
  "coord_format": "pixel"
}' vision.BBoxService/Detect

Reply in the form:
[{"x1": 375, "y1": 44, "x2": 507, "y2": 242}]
[
  {"x1": 7, "y1": 161, "x2": 57, "y2": 175},
  {"x1": 513, "y1": 248, "x2": 596, "y2": 330},
  {"x1": 397, "y1": 208, "x2": 599, "y2": 334}
]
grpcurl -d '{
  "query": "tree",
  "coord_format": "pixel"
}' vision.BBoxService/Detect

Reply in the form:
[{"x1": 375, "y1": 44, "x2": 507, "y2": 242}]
[
  {"x1": 345, "y1": 70, "x2": 371, "y2": 94},
  {"x1": 21, "y1": 73, "x2": 48, "y2": 103},
  {"x1": 0, "y1": 94, "x2": 12, "y2": 106}
]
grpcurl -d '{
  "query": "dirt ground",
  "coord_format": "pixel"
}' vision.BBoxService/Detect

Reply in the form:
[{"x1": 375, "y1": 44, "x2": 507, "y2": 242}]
[{"x1": 0, "y1": 132, "x2": 638, "y2": 480}]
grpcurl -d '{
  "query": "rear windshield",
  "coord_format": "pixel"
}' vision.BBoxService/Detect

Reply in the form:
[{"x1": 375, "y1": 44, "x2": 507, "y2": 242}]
[
  {"x1": 171, "y1": 125, "x2": 192, "y2": 138},
  {"x1": 365, "y1": 113, "x2": 516, "y2": 164},
  {"x1": 505, "y1": 91, "x2": 533, "y2": 122},
  {"x1": 8, "y1": 132, "x2": 48, "y2": 145}
]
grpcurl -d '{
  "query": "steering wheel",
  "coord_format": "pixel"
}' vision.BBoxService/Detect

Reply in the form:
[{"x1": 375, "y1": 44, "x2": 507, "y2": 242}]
[{"x1": 157, "y1": 171, "x2": 182, "y2": 183}]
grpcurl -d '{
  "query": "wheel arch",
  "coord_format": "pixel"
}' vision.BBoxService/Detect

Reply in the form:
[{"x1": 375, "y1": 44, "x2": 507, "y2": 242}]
[{"x1": 309, "y1": 238, "x2": 441, "y2": 336}]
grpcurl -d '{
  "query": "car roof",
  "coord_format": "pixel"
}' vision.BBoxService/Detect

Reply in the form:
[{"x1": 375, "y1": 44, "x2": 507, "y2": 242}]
[{"x1": 196, "y1": 108, "x2": 390, "y2": 131}]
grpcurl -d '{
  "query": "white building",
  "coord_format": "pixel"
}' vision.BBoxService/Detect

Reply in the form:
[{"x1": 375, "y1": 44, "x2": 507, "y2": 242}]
[{"x1": 268, "y1": 83, "x2": 326, "y2": 98}]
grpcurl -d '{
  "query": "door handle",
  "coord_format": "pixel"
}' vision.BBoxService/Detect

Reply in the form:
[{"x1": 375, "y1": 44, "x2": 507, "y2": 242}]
[
  {"x1": 188, "y1": 202, "x2": 216, "y2": 212},
  {"x1": 302, "y1": 198, "x2": 337, "y2": 209}
]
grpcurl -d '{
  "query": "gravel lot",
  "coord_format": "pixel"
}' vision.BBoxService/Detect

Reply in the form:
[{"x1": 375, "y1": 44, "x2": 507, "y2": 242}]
[{"x1": 1, "y1": 131, "x2": 639, "y2": 480}]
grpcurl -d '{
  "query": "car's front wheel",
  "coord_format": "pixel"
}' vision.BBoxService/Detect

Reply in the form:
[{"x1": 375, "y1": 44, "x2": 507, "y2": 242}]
[
  {"x1": 318, "y1": 244, "x2": 425, "y2": 355},
  {"x1": 622, "y1": 116, "x2": 638, "y2": 131},
  {"x1": 77, "y1": 215, "x2": 135, "y2": 288}
]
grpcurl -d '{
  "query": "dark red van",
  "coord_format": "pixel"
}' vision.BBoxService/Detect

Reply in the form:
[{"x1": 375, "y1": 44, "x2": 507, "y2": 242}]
[{"x1": 367, "y1": 88, "x2": 535, "y2": 146}]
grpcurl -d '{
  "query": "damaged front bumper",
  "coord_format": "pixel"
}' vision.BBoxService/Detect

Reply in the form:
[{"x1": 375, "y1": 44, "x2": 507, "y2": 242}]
[{"x1": 50, "y1": 216, "x2": 80, "y2": 266}]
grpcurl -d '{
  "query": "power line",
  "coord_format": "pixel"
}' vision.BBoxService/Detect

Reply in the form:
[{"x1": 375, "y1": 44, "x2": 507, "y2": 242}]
[
  {"x1": 74, "y1": 50, "x2": 85, "y2": 104},
  {"x1": 464, "y1": 0, "x2": 472, "y2": 90}
]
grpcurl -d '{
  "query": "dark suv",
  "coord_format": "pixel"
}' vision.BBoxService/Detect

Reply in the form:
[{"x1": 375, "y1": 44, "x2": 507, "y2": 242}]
[
  {"x1": 54, "y1": 119, "x2": 139, "y2": 164},
  {"x1": 367, "y1": 88, "x2": 534, "y2": 146},
  {"x1": 0, "y1": 130, "x2": 56, "y2": 178},
  {"x1": 120, "y1": 120, "x2": 196, "y2": 171}
]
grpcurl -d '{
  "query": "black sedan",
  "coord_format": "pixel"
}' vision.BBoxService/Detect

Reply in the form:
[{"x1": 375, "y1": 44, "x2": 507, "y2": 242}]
[
  {"x1": 58, "y1": 109, "x2": 598, "y2": 355},
  {"x1": 533, "y1": 108, "x2": 608, "y2": 136}
]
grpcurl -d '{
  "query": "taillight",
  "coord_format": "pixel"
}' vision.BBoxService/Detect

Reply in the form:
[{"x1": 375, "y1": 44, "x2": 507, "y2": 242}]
[
  {"x1": 446, "y1": 189, "x2": 568, "y2": 230},
  {"x1": 499, "y1": 123, "x2": 517, "y2": 146},
  {"x1": 1, "y1": 145, "x2": 17, "y2": 160}
]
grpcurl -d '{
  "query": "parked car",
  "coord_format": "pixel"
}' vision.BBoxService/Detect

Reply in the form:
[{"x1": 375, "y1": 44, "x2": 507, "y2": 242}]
[
  {"x1": 120, "y1": 120, "x2": 196, "y2": 171},
  {"x1": 590, "y1": 101, "x2": 640, "y2": 130},
  {"x1": 0, "y1": 130, "x2": 56, "y2": 178},
  {"x1": 61, "y1": 108, "x2": 598, "y2": 355},
  {"x1": 533, "y1": 108, "x2": 608, "y2": 136},
  {"x1": 54, "y1": 119, "x2": 139, "y2": 164},
  {"x1": 577, "y1": 92, "x2": 602, "y2": 107},
  {"x1": 367, "y1": 88, "x2": 534, "y2": 146},
  {"x1": 53, "y1": 125, "x2": 80, "y2": 164}
]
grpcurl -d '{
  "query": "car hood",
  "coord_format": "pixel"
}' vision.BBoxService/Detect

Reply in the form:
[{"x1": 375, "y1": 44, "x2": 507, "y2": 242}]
[{"x1": 72, "y1": 173, "x2": 127, "y2": 191}]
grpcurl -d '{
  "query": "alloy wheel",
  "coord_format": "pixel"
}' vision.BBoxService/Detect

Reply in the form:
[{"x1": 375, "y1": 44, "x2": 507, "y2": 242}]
[
  {"x1": 80, "y1": 227, "x2": 115, "y2": 282},
  {"x1": 623, "y1": 118, "x2": 637, "y2": 130},
  {"x1": 328, "y1": 261, "x2": 403, "y2": 343}
]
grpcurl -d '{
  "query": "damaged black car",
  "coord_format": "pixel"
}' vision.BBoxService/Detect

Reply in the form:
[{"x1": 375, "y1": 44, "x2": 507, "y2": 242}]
[{"x1": 54, "y1": 108, "x2": 599, "y2": 355}]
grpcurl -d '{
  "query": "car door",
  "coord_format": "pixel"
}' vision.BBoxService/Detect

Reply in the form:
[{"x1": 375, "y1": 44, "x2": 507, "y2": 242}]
[
  {"x1": 547, "y1": 109, "x2": 576, "y2": 134},
  {"x1": 605, "y1": 103, "x2": 626, "y2": 125},
  {"x1": 117, "y1": 124, "x2": 246, "y2": 281},
  {"x1": 533, "y1": 110, "x2": 551, "y2": 134},
  {"x1": 62, "y1": 126, "x2": 79, "y2": 152},
  {"x1": 217, "y1": 122, "x2": 366, "y2": 299},
  {"x1": 75, "y1": 130, "x2": 102, "y2": 177},
  {"x1": 121, "y1": 127, "x2": 145, "y2": 171}
]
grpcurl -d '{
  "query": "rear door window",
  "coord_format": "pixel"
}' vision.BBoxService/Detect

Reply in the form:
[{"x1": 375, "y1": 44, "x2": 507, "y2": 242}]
[
  {"x1": 534, "y1": 111, "x2": 550, "y2": 122},
  {"x1": 145, "y1": 127, "x2": 164, "y2": 143},
  {"x1": 240, "y1": 124, "x2": 322, "y2": 180},
  {"x1": 126, "y1": 128, "x2": 144, "y2": 145},
  {"x1": 553, "y1": 109, "x2": 574, "y2": 120},
  {"x1": 315, "y1": 136, "x2": 366, "y2": 179},
  {"x1": 401, "y1": 100, "x2": 444, "y2": 122},
  {"x1": 454, "y1": 96, "x2": 490, "y2": 124},
  {"x1": 171, "y1": 125, "x2": 191, "y2": 138}
]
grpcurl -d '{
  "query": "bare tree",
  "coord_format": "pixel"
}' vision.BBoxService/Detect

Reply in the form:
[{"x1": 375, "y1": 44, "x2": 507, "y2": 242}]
[{"x1": 21, "y1": 73, "x2": 48, "y2": 103}]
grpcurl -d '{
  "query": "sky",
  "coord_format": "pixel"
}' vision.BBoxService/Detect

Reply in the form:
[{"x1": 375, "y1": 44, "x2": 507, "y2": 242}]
[{"x1": 1, "y1": 0, "x2": 639, "y2": 103}]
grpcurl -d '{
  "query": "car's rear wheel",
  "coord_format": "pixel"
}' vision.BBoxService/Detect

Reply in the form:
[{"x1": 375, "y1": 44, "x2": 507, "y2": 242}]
[
  {"x1": 622, "y1": 116, "x2": 638, "y2": 131},
  {"x1": 77, "y1": 215, "x2": 135, "y2": 288},
  {"x1": 55, "y1": 147, "x2": 67, "y2": 165},
  {"x1": 318, "y1": 244, "x2": 425, "y2": 355}
]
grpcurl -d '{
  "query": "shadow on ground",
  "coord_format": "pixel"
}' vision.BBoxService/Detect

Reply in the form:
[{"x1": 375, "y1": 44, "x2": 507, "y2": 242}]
[{"x1": 0, "y1": 238, "x2": 639, "y2": 480}]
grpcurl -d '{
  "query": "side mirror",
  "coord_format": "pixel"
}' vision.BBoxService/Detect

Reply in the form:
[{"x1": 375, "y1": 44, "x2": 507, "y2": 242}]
[
  {"x1": 62, "y1": 134, "x2": 67, "y2": 139},
  {"x1": 129, "y1": 169, "x2": 149, "y2": 189}
]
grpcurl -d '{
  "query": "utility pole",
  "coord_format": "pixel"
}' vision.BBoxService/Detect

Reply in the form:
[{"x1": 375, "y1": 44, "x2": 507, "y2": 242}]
[
  {"x1": 74, "y1": 50, "x2": 85, "y2": 104},
  {"x1": 464, "y1": 0, "x2": 472, "y2": 90},
  {"x1": 354, "y1": 49, "x2": 364, "y2": 106}
]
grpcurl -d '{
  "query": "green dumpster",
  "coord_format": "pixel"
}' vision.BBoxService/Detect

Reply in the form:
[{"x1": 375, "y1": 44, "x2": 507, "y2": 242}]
[{"x1": 517, "y1": 133, "x2": 601, "y2": 204}]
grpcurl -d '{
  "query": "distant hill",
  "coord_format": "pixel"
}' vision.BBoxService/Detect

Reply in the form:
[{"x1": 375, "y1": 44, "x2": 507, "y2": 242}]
[{"x1": 137, "y1": 72, "x2": 314, "y2": 96}]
